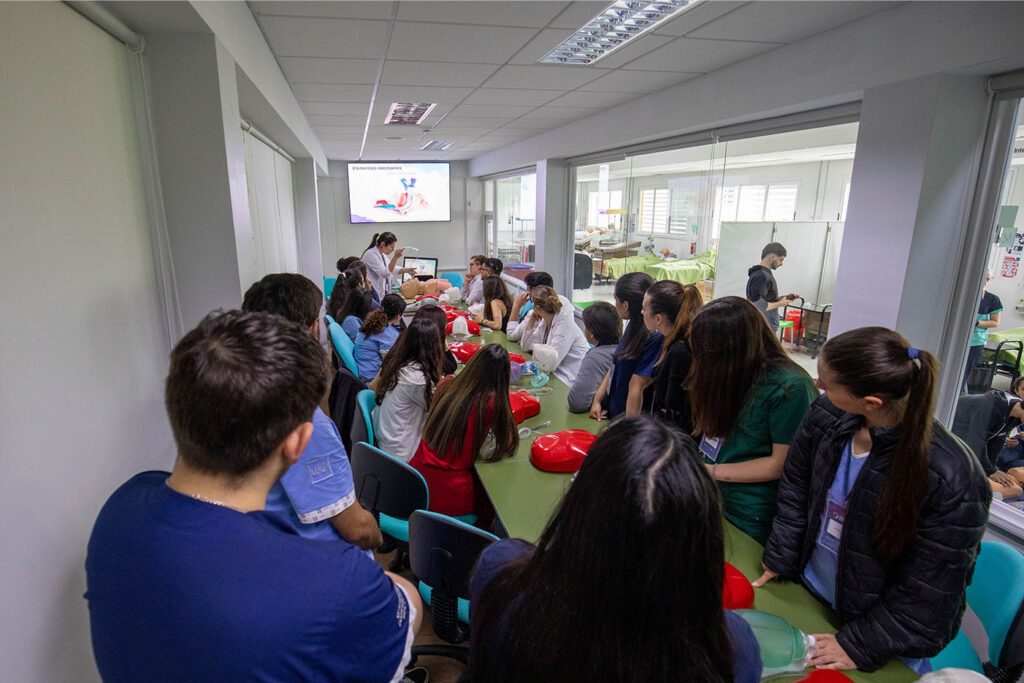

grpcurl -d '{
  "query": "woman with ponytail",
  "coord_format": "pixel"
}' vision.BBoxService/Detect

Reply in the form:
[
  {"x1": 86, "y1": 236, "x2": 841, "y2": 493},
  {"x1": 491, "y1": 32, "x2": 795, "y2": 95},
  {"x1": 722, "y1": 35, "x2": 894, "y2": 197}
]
[
  {"x1": 756, "y1": 327, "x2": 990, "y2": 674},
  {"x1": 589, "y1": 272, "x2": 658, "y2": 420},
  {"x1": 361, "y1": 231, "x2": 416, "y2": 300},
  {"x1": 641, "y1": 281, "x2": 703, "y2": 432}
]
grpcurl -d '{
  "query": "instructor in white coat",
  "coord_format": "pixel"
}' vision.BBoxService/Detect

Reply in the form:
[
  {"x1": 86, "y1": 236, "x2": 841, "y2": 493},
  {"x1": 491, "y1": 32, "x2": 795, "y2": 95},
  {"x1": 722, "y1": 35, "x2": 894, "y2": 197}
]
[{"x1": 361, "y1": 231, "x2": 415, "y2": 300}]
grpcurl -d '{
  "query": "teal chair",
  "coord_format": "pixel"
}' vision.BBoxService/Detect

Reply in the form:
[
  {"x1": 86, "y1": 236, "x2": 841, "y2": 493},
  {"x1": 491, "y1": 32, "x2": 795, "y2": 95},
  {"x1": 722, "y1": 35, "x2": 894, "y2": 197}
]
[
  {"x1": 408, "y1": 510, "x2": 498, "y2": 665},
  {"x1": 325, "y1": 314, "x2": 336, "y2": 326},
  {"x1": 440, "y1": 271, "x2": 464, "y2": 289},
  {"x1": 323, "y1": 276, "x2": 337, "y2": 298},
  {"x1": 328, "y1": 320, "x2": 359, "y2": 377},
  {"x1": 932, "y1": 540, "x2": 1024, "y2": 679},
  {"x1": 351, "y1": 389, "x2": 376, "y2": 448}
]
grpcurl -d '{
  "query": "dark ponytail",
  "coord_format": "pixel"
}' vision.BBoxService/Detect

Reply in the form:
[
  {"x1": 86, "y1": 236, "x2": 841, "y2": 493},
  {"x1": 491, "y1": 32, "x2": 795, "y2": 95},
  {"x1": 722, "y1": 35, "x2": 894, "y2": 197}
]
[
  {"x1": 368, "y1": 231, "x2": 397, "y2": 251},
  {"x1": 820, "y1": 327, "x2": 936, "y2": 560},
  {"x1": 367, "y1": 232, "x2": 381, "y2": 251},
  {"x1": 646, "y1": 281, "x2": 703, "y2": 365},
  {"x1": 614, "y1": 272, "x2": 655, "y2": 361},
  {"x1": 328, "y1": 268, "x2": 364, "y2": 320}
]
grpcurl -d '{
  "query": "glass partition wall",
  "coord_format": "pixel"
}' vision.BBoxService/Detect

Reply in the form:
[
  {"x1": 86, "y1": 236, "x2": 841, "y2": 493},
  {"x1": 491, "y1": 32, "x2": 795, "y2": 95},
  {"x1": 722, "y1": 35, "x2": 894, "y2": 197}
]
[
  {"x1": 481, "y1": 171, "x2": 537, "y2": 272},
  {"x1": 570, "y1": 122, "x2": 858, "y2": 377}
]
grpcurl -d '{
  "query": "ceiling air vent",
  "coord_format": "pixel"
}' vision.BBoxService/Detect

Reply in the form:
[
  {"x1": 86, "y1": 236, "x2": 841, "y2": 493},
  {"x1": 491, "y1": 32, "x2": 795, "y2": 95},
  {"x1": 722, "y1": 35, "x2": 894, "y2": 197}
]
[
  {"x1": 421, "y1": 140, "x2": 454, "y2": 152},
  {"x1": 385, "y1": 102, "x2": 436, "y2": 125}
]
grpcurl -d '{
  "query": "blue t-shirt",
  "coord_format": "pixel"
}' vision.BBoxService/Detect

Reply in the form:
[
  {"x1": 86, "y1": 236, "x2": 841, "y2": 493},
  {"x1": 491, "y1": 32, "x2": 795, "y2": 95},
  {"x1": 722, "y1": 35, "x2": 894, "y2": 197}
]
[
  {"x1": 802, "y1": 440, "x2": 931, "y2": 675},
  {"x1": 342, "y1": 315, "x2": 362, "y2": 341},
  {"x1": 605, "y1": 331, "x2": 662, "y2": 417},
  {"x1": 354, "y1": 325, "x2": 400, "y2": 379},
  {"x1": 469, "y1": 539, "x2": 762, "y2": 682},
  {"x1": 265, "y1": 407, "x2": 356, "y2": 542},
  {"x1": 85, "y1": 471, "x2": 411, "y2": 682}
]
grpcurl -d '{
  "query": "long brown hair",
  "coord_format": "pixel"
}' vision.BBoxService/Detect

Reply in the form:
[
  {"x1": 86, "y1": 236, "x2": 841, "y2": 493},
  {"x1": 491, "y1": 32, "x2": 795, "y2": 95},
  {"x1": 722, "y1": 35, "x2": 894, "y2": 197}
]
[
  {"x1": 422, "y1": 344, "x2": 517, "y2": 463},
  {"x1": 374, "y1": 319, "x2": 446, "y2": 406},
  {"x1": 467, "y1": 416, "x2": 733, "y2": 682},
  {"x1": 820, "y1": 327, "x2": 936, "y2": 560},
  {"x1": 688, "y1": 297, "x2": 806, "y2": 438},
  {"x1": 614, "y1": 272, "x2": 655, "y2": 360},
  {"x1": 482, "y1": 275, "x2": 512, "y2": 323},
  {"x1": 645, "y1": 281, "x2": 703, "y2": 365}
]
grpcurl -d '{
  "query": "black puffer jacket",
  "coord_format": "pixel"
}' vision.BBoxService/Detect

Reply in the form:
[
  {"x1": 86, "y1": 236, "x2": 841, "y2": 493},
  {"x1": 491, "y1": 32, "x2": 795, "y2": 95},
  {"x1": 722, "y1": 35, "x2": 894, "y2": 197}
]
[{"x1": 762, "y1": 395, "x2": 991, "y2": 672}]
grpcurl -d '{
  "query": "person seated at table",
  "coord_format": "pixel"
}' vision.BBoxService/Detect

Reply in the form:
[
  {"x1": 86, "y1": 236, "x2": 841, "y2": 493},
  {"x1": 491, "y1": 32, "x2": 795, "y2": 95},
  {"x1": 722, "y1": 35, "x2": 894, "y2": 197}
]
[
  {"x1": 242, "y1": 273, "x2": 381, "y2": 551},
  {"x1": 338, "y1": 271, "x2": 373, "y2": 341},
  {"x1": 641, "y1": 281, "x2": 703, "y2": 433},
  {"x1": 410, "y1": 344, "x2": 518, "y2": 519},
  {"x1": 354, "y1": 293, "x2": 406, "y2": 380},
  {"x1": 411, "y1": 304, "x2": 458, "y2": 375},
  {"x1": 370, "y1": 319, "x2": 447, "y2": 463},
  {"x1": 518, "y1": 286, "x2": 589, "y2": 384},
  {"x1": 85, "y1": 309, "x2": 422, "y2": 681},
  {"x1": 481, "y1": 257, "x2": 503, "y2": 278},
  {"x1": 688, "y1": 297, "x2": 817, "y2": 544},
  {"x1": 507, "y1": 271, "x2": 569, "y2": 342},
  {"x1": 757, "y1": 327, "x2": 990, "y2": 674},
  {"x1": 589, "y1": 272, "x2": 659, "y2": 420},
  {"x1": 465, "y1": 254, "x2": 486, "y2": 305},
  {"x1": 568, "y1": 302, "x2": 621, "y2": 413},
  {"x1": 473, "y1": 275, "x2": 513, "y2": 332},
  {"x1": 998, "y1": 377, "x2": 1024, "y2": 470},
  {"x1": 465, "y1": 415, "x2": 762, "y2": 683},
  {"x1": 951, "y1": 385, "x2": 1024, "y2": 492}
]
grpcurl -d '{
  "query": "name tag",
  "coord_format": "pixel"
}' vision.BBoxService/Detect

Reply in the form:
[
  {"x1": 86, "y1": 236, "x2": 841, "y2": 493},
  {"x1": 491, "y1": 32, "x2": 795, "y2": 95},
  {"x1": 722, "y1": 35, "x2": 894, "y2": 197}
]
[
  {"x1": 700, "y1": 436, "x2": 723, "y2": 462},
  {"x1": 818, "y1": 497, "x2": 847, "y2": 555}
]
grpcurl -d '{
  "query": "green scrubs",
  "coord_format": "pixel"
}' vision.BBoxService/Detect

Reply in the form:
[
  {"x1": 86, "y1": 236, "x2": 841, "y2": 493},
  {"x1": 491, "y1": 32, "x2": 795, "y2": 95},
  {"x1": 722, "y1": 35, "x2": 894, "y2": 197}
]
[{"x1": 702, "y1": 364, "x2": 817, "y2": 544}]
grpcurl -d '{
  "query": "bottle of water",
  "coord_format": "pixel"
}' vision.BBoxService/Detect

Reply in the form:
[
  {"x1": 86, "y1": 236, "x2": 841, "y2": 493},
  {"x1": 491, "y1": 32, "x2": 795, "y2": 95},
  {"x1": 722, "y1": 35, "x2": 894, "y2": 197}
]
[{"x1": 734, "y1": 609, "x2": 818, "y2": 677}]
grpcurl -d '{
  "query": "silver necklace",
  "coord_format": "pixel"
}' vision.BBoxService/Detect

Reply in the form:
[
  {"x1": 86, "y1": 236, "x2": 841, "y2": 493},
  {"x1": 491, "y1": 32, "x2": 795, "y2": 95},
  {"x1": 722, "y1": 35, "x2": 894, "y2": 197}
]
[{"x1": 189, "y1": 492, "x2": 243, "y2": 512}]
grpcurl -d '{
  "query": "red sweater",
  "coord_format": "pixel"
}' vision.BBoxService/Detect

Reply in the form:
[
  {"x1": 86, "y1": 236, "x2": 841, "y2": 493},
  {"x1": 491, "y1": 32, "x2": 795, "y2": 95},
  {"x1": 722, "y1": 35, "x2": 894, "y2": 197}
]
[{"x1": 410, "y1": 405, "x2": 492, "y2": 517}]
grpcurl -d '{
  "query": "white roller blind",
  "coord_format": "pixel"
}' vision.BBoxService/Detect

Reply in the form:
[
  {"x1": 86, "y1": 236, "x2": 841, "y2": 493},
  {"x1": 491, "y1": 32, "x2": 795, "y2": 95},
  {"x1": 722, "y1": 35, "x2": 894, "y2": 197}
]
[{"x1": 243, "y1": 130, "x2": 298, "y2": 278}]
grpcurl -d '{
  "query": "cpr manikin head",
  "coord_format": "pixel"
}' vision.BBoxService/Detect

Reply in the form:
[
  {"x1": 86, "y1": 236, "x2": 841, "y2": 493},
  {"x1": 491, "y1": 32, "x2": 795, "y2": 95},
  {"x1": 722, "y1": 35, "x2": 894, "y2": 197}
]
[{"x1": 532, "y1": 343, "x2": 560, "y2": 373}]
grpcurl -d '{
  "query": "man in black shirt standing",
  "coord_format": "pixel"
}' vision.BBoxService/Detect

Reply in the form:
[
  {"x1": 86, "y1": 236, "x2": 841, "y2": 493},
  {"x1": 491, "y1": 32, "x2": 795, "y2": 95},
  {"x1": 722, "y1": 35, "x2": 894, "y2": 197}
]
[{"x1": 746, "y1": 242, "x2": 797, "y2": 329}]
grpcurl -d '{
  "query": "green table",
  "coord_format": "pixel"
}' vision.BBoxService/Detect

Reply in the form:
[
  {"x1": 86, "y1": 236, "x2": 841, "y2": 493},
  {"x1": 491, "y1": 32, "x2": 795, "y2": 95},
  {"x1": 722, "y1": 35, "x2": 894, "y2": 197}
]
[{"x1": 460, "y1": 331, "x2": 915, "y2": 682}]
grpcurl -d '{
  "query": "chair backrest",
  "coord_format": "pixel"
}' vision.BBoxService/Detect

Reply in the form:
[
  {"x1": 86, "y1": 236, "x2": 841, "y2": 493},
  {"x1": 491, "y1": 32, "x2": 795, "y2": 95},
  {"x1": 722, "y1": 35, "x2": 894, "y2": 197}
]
[
  {"x1": 350, "y1": 442, "x2": 428, "y2": 521},
  {"x1": 408, "y1": 510, "x2": 498, "y2": 643},
  {"x1": 329, "y1": 320, "x2": 359, "y2": 377},
  {"x1": 969, "y1": 540, "x2": 1024, "y2": 667},
  {"x1": 324, "y1": 276, "x2": 337, "y2": 298},
  {"x1": 325, "y1": 314, "x2": 337, "y2": 326},
  {"x1": 352, "y1": 389, "x2": 376, "y2": 447},
  {"x1": 440, "y1": 271, "x2": 464, "y2": 290}
]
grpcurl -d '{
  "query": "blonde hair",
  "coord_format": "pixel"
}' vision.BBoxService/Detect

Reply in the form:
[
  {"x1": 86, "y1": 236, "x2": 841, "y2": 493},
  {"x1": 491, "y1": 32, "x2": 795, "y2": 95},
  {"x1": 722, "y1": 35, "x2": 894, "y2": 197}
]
[{"x1": 530, "y1": 286, "x2": 562, "y2": 315}]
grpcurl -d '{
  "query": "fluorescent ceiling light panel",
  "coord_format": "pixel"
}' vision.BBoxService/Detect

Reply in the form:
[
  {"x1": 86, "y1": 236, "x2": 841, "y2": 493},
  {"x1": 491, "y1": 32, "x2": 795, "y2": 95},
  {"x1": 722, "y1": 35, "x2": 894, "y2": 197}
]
[
  {"x1": 421, "y1": 140, "x2": 455, "y2": 151},
  {"x1": 384, "y1": 102, "x2": 437, "y2": 125},
  {"x1": 539, "y1": 0, "x2": 701, "y2": 66}
]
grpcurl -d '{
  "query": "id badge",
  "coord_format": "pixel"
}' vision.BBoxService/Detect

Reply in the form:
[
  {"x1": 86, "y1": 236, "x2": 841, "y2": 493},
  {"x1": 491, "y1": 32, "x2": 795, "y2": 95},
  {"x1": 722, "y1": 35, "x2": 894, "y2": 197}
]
[
  {"x1": 817, "y1": 497, "x2": 847, "y2": 555},
  {"x1": 699, "y1": 436, "x2": 723, "y2": 463}
]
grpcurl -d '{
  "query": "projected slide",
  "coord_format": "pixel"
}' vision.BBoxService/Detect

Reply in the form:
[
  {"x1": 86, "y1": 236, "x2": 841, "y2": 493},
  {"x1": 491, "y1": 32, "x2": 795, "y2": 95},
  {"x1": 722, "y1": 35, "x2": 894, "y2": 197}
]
[{"x1": 348, "y1": 162, "x2": 451, "y2": 223}]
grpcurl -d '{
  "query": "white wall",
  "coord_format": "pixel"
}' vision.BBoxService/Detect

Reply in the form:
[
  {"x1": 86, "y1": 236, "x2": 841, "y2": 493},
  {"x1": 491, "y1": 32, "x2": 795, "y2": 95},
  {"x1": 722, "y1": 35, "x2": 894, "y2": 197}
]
[
  {"x1": 319, "y1": 161, "x2": 474, "y2": 277},
  {"x1": 0, "y1": 4, "x2": 175, "y2": 680}
]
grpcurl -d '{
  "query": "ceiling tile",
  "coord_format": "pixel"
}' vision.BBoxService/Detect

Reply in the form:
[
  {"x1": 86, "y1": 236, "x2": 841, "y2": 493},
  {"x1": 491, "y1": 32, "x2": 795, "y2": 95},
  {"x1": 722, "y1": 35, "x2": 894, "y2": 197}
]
[
  {"x1": 252, "y1": 1, "x2": 396, "y2": 20},
  {"x1": 304, "y1": 102, "x2": 373, "y2": 117},
  {"x1": 396, "y1": 1, "x2": 566, "y2": 27},
  {"x1": 311, "y1": 116, "x2": 371, "y2": 127},
  {"x1": 279, "y1": 57, "x2": 381, "y2": 85},
  {"x1": 292, "y1": 83, "x2": 373, "y2": 103},
  {"x1": 688, "y1": 2, "x2": 888, "y2": 43},
  {"x1": 482, "y1": 64, "x2": 607, "y2": 90},
  {"x1": 544, "y1": 90, "x2": 634, "y2": 108},
  {"x1": 508, "y1": 28, "x2": 576, "y2": 65},
  {"x1": 518, "y1": 106, "x2": 601, "y2": 121},
  {"x1": 549, "y1": 1, "x2": 610, "y2": 29},
  {"x1": 463, "y1": 89, "x2": 562, "y2": 106},
  {"x1": 432, "y1": 116, "x2": 519, "y2": 127},
  {"x1": 652, "y1": 1, "x2": 747, "y2": 37},
  {"x1": 261, "y1": 16, "x2": 389, "y2": 59},
  {"x1": 587, "y1": 34, "x2": 676, "y2": 69},
  {"x1": 380, "y1": 60, "x2": 500, "y2": 87},
  {"x1": 425, "y1": 126, "x2": 498, "y2": 136},
  {"x1": 499, "y1": 119, "x2": 562, "y2": 130},
  {"x1": 448, "y1": 103, "x2": 536, "y2": 118},
  {"x1": 386, "y1": 22, "x2": 538, "y2": 63},
  {"x1": 374, "y1": 85, "x2": 474, "y2": 104},
  {"x1": 624, "y1": 36, "x2": 780, "y2": 72},
  {"x1": 579, "y1": 69, "x2": 701, "y2": 92}
]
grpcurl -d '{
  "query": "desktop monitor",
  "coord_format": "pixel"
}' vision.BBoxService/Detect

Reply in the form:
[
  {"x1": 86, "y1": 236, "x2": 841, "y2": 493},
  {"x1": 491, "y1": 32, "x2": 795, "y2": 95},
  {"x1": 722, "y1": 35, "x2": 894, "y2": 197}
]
[{"x1": 401, "y1": 256, "x2": 438, "y2": 283}]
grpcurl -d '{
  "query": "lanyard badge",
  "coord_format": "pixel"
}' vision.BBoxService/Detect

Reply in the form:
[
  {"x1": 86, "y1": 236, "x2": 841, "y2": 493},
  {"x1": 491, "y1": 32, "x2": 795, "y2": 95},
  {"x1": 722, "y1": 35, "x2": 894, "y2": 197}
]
[{"x1": 699, "y1": 436, "x2": 723, "y2": 462}]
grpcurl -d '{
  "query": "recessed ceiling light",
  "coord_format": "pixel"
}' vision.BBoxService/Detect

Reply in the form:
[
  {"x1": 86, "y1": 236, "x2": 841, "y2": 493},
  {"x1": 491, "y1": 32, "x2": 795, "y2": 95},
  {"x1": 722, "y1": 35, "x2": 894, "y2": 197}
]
[
  {"x1": 539, "y1": 0, "x2": 701, "y2": 66},
  {"x1": 385, "y1": 136, "x2": 403, "y2": 140},
  {"x1": 421, "y1": 140, "x2": 454, "y2": 151},
  {"x1": 384, "y1": 102, "x2": 436, "y2": 125}
]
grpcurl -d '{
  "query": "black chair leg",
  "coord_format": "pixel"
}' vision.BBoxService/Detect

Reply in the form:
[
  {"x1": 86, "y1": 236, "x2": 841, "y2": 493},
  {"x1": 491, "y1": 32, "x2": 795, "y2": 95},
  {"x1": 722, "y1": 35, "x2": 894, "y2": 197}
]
[{"x1": 410, "y1": 644, "x2": 469, "y2": 664}]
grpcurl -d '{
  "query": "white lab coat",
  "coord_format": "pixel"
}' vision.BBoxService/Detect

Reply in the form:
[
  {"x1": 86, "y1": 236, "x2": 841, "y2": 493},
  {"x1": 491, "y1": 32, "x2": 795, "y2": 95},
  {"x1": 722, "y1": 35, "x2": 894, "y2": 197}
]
[
  {"x1": 362, "y1": 246, "x2": 394, "y2": 299},
  {"x1": 520, "y1": 307, "x2": 589, "y2": 385}
]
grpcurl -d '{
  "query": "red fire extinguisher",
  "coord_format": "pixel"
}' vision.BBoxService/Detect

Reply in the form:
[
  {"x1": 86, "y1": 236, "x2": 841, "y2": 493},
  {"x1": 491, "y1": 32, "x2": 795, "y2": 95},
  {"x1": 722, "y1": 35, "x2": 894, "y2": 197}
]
[{"x1": 690, "y1": 241, "x2": 696, "y2": 255}]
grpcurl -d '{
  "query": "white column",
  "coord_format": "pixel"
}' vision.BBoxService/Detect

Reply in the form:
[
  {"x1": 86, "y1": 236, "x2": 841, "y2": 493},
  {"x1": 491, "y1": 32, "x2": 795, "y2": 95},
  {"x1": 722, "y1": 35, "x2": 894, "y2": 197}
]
[{"x1": 535, "y1": 159, "x2": 571, "y2": 294}]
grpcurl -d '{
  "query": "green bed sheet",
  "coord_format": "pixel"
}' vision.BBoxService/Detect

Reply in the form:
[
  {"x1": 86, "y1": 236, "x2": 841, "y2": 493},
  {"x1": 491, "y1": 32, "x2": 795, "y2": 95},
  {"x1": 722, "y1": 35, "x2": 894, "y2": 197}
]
[
  {"x1": 602, "y1": 249, "x2": 717, "y2": 283},
  {"x1": 985, "y1": 326, "x2": 1024, "y2": 370}
]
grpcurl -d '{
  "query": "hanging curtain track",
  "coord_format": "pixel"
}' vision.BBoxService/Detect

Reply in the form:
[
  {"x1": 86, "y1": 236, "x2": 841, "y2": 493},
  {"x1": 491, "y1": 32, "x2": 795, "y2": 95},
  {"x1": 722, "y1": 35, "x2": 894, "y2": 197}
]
[
  {"x1": 64, "y1": 2, "x2": 143, "y2": 52},
  {"x1": 241, "y1": 120, "x2": 296, "y2": 163}
]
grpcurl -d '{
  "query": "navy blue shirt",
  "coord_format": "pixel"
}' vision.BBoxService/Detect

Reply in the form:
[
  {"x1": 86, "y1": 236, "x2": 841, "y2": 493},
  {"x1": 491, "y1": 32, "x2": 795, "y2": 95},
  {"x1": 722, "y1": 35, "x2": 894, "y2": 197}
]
[
  {"x1": 85, "y1": 472, "x2": 411, "y2": 682},
  {"x1": 606, "y1": 332, "x2": 663, "y2": 418},
  {"x1": 469, "y1": 539, "x2": 762, "y2": 682}
]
